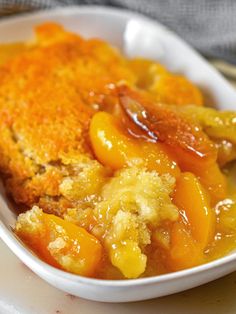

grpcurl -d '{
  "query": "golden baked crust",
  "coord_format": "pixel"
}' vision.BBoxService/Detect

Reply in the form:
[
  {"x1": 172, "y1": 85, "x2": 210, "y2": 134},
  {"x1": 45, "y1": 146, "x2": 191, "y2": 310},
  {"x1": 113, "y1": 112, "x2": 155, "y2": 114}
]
[
  {"x1": 5, "y1": 23, "x2": 236, "y2": 279},
  {"x1": 0, "y1": 23, "x2": 135, "y2": 212}
]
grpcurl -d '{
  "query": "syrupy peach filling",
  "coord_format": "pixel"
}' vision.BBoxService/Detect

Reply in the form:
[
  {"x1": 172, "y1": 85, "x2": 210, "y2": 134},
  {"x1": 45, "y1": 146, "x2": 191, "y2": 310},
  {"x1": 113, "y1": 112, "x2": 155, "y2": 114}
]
[{"x1": 0, "y1": 23, "x2": 235, "y2": 279}]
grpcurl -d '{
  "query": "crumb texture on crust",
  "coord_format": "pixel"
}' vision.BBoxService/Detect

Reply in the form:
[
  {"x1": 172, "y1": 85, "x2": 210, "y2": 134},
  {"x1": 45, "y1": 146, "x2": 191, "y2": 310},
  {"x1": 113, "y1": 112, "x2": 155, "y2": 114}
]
[
  {"x1": 4, "y1": 23, "x2": 229, "y2": 279},
  {"x1": 0, "y1": 23, "x2": 135, "y2": 210}
]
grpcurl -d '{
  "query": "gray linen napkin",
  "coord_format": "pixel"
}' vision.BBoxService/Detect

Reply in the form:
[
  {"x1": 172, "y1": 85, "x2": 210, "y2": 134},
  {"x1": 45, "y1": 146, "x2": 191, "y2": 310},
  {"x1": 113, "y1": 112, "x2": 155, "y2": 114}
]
[{"x1": 0, "y1": 0, "x2": 236, "y2": 65}]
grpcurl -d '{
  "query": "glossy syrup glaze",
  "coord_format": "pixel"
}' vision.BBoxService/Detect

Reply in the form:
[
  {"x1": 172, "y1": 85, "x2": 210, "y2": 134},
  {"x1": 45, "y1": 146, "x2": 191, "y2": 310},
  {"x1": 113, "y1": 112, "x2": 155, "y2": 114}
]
[{"x1": 0, "y1": 23, "x2": 236, "y2": 280}]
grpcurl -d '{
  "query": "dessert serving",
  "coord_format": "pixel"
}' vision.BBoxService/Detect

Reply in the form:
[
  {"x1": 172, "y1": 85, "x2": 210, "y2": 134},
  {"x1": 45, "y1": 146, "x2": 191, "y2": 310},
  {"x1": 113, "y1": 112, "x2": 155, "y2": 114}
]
[{"x1": 0, "y1": 22, "x2": 236, "y2": 280}]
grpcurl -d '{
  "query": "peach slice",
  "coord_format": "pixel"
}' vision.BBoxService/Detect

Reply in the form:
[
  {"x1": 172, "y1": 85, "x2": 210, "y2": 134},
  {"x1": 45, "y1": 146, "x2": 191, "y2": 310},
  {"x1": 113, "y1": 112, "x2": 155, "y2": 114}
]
[
  {"x1": 118, "y1": 85, "x2": 226, "y2": 202},
  {"x1": 173, "y1": 172, "x2": 215, "y2": 248},
  {"x1": 15, "y1": 206, "x2": 102, "y2": 276},
  {"x1": 89, "y1": 111, "x2": 180, "y2": 177},
  {"x1": 118, "y1": 85, "x2": 216, "y2": 164},
  {"x1": 168, "y1": 221, "x2": 203, "y2": 271}
]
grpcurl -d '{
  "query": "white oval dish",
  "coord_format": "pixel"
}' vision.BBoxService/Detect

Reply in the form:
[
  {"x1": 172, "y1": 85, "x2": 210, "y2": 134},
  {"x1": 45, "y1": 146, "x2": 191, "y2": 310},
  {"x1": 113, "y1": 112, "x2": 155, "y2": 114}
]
[{"x1": 0, "y1": 5, "x2": 236, "y2": 303}]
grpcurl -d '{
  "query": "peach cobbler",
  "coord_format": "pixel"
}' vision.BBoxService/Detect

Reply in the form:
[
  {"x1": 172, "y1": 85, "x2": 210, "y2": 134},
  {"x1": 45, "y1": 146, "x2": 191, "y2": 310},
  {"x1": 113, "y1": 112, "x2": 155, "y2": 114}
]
[{"x1": 0, "y1": 23, "x2": 236, "y2": 279}]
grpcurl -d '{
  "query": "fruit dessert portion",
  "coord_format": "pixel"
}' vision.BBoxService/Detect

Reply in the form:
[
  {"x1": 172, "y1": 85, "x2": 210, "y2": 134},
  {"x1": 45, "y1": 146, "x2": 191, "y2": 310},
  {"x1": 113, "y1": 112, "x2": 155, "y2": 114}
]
[{"x1": 0, "y1": 23, "x2": 236, "y2": 279}]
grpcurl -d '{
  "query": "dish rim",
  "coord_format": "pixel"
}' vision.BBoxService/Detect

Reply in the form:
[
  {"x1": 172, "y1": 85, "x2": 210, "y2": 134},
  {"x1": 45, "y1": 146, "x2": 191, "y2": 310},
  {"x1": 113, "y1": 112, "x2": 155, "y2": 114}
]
[{"x1": 0, "y1": 4, "x2": 236, "y2": 287}]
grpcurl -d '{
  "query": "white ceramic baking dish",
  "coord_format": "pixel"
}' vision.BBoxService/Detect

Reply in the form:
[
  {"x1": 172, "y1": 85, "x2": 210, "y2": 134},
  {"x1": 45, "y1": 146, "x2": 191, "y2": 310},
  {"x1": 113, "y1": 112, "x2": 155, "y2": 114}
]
[{"x1": 0, "y1": 5, "x2": 236, "y2": 303}]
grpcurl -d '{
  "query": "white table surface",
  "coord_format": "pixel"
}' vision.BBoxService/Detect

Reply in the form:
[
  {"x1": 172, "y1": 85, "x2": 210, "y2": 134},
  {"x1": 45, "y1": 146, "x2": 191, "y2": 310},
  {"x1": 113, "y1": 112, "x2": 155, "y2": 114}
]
[{"x1": 1, "y1": 239, "x2": 236, "y2": 314}]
